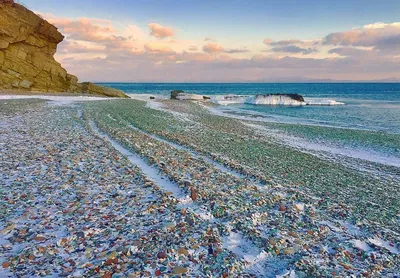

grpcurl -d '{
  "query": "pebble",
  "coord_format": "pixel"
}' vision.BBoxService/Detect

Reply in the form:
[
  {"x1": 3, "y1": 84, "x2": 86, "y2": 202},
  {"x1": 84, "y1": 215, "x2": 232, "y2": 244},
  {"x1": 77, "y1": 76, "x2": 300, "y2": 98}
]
[
  {"x1": 0, "y1": 99, "x2": 398, "y2": 278},
  {"x1": 172, "y1": 266, "x2": 187, "y2": 274}
]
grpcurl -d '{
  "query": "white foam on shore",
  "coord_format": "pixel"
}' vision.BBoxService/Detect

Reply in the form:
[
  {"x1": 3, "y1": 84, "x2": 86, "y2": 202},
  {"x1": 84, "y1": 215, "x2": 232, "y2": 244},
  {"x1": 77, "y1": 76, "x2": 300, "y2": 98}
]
[
  {"x1": 0, "y1": 95, "x2": 109, "y2": 106},
  {"x1": 128, "y1": 94, "x2": 168, "y2": 102},
  {"x1": 211, "y1": 94, "x2": 344, "y2": 106},
  {"x1": 305, "y1": 98, "x2": 345, "y2": 106}
]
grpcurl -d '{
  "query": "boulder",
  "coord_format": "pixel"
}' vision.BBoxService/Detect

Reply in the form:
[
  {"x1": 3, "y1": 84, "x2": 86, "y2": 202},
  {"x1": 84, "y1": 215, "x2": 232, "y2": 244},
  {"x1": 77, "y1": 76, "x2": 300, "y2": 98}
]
[
  {"x1": 170, "y1": 90, "x2": 207, "y2": 101},
  {"x1": 170, "y1": 90, "x2": 185, "y2": 99}
]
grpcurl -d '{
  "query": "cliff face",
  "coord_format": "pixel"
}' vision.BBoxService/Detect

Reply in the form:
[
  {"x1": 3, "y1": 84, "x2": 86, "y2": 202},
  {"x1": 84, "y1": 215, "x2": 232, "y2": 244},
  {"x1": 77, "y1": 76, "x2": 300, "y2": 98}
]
[{"x1": 0, "y1": 0, "x2": 128, "y2": 97}]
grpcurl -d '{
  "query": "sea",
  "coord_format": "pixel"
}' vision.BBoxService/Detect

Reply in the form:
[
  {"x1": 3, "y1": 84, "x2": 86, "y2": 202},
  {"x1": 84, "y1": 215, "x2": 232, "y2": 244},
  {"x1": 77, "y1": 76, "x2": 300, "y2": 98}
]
[{"x1": 98, "y1": 83, "x2": 400, "y2": 169}]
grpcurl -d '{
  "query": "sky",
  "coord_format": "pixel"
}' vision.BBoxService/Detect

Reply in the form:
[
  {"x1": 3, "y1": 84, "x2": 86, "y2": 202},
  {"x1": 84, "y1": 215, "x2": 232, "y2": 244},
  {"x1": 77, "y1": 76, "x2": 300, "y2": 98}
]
[{"x1": 20, "y1": 0, "x2": 400, "y2": 82}]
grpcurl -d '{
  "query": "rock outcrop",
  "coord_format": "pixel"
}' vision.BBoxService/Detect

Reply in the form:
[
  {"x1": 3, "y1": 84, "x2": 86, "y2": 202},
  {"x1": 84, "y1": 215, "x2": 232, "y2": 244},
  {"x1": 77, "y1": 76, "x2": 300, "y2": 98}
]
[
  {"x1": 80, "y1": 82, "x2": 129, "y2": 98},
  {"x1": 0, "y1": 0, "x2": 128, "y2": 98},
  {"x1": 170, "y1": 90, "x2": 209, "y2": 101}
]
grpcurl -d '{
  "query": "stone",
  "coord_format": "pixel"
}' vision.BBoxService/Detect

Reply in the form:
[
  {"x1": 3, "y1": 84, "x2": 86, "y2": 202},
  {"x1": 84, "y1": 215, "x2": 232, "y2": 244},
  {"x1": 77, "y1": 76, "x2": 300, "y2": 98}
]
[
  {"x1": 33, "y1": 235, "x2": 46, "y2": 242},
  {"x1": 16, "y1": 50, "x2": 27, "y2": 60},
  {"x1": 0, "y1": 39, "x2": 9, "y2": 49},
  {"x1": 177, "y1": 247, "x2": 189, "y2": 256},
  {"x1": 172, "y1": 266, "x2": 187, "y2": 274},
  {"x1": 20, "y1": 79, "x2": 32, "y2": 89},
  {"x1": 190, "y1": 188, "x2": 197, "y2": 201},
  {"x1": 171, "y1": 90, "x2": 205, "y2": 101},
  {"x1": 0, "y1": 51, "x2": 4, "y2": 65},
  {"x1": 157, "y1": 251, "x2": 167, "y2": 259},
  {"x1": 170, "y1": 90, "x2": 185, "y2": 99}
]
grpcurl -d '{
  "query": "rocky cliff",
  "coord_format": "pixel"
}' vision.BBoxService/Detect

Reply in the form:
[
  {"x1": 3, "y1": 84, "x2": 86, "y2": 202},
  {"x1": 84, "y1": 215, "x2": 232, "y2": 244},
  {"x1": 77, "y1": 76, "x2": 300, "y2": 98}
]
[{"x1": 0, "y1": 0, "x2": 128, "y2": 98}]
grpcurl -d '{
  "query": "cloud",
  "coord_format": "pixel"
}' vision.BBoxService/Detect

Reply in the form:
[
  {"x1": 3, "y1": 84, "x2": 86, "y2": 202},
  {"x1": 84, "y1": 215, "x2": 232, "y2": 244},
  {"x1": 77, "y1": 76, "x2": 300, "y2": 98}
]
[
  {"x1": 268, "y1": 39, "x2": 304, "y2": 46},
  {"x1": 224, "y1": 48, "x2": 249, "y2": 54},
  {"x1": 148, "y1": 23, "x2": 174, "y2": 38},
  {"x1": 202, "y1": 43, "x2": 249, "y2": 54},
  {"x1": 270, "y1": 45, "x2": 318, "y2": 55},
  {"x1": 324, "y1": 22, "x2": 400, "y2": 53},
  {"x1": 144, "y1": 42, "x2": 174, "y2": 53},
  {"x1": 44, "y1": 16, "x2": 117, "y2": 42},
  {"x1": 328, "y1": 47, "x2": 370, "y2": 57},
  {"x1": 263, "y1": 38, "x2": 273, "y2": 45},
  {"x1": 37, "y1": 12, "x2": 400, "y2": 82},
  {"x1": 204, "y1": 37, "x2": 215, "y2": 42},
  {"x1": 203, "y1": 43, "x2": 225, "y2": 53},
  {"x1": 38, "y1": 13, "x2": 141, "y2": 54},
  {"x1": 58, "y1": 40, "x2": 106, "y2": 54}
]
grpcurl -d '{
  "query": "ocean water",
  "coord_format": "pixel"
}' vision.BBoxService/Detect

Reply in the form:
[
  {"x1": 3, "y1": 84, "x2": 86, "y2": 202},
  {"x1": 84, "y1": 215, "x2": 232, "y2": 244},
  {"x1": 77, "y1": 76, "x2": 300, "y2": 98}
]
[{"x1": 99, "y1": 83, "x2": 400, "y2": 168}]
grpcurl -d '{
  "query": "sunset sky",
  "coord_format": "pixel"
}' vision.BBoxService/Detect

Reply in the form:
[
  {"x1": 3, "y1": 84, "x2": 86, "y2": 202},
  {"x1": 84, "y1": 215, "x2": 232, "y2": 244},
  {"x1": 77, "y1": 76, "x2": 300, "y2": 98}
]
[{"x1": 22, "y1": 0, "x2": 400, "y2": 82}]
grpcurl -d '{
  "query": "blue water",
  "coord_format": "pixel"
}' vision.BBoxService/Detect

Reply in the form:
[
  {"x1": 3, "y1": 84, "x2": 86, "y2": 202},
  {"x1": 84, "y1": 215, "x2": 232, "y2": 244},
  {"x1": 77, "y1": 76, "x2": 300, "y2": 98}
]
[
  {"x1": 98, "y1": 83, "x2": 400, "y2": 100},
  {"x1": 99, "y1": 83, "x2": 400, "y2": 133}
]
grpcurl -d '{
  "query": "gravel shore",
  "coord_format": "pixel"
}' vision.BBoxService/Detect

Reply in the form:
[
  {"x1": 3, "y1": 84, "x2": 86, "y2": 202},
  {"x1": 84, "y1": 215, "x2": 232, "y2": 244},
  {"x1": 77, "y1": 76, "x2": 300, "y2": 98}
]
[{"x1": 1, "y1": 97, "x2": 399, "y2": 277}]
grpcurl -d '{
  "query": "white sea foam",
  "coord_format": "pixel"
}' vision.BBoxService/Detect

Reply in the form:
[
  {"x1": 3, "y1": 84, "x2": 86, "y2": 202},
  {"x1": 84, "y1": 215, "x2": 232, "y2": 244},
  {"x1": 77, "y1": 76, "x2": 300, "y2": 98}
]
[
  {"x1": 305, "y1": 98, "x2": 345, "y2": 106},
  {"x1": 211, "y1": 94, "x2": 344, "y2": 106}
]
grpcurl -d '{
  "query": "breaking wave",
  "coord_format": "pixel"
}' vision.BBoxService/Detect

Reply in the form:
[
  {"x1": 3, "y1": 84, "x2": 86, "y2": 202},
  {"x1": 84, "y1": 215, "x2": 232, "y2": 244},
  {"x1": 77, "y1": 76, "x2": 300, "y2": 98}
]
[{"x1": 212, "y1": 94, "x2": 344, "y2": 106}]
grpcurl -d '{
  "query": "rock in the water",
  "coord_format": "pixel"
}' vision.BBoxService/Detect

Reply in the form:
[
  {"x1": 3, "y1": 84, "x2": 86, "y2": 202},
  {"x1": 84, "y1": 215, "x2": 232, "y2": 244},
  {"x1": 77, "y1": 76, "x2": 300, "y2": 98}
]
[
  {"x1": 170, "y1": 90, "x2": 185, "y2": 99},
  {"x1": 170, "y1": 90, "x2": 207, "y2": 101}
]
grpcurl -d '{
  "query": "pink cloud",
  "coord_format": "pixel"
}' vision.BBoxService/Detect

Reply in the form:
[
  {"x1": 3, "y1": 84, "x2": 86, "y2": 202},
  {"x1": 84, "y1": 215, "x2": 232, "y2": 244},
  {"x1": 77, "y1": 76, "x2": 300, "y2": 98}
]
[
  {"x1": 36, "y1": 12, "x2": 400, "y2": 81},
  {"x1": 148, "y1": 23, "x2": 174, "y2": 38},
  {"x1": 203, "y1": 43, "x2": 225, "y2": 53},
  {"x1": 58, "y1": 41, "x2": 106, "y2": 54},
  {"x1": 144, "y1": 42, "x2": 174, "y2": 53},
  {"x1": 324, "y1": 22, "x2": 400, "y2": 53},
  {"x1": 46, "y1": 16, "x2": 116, "y2": 42},
  {"x1": 263, "y1": 38, "x2": 273, "y2": 45},
  {"x1": 203, "y1": 43, "x2": 248, "y2": 54}
]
